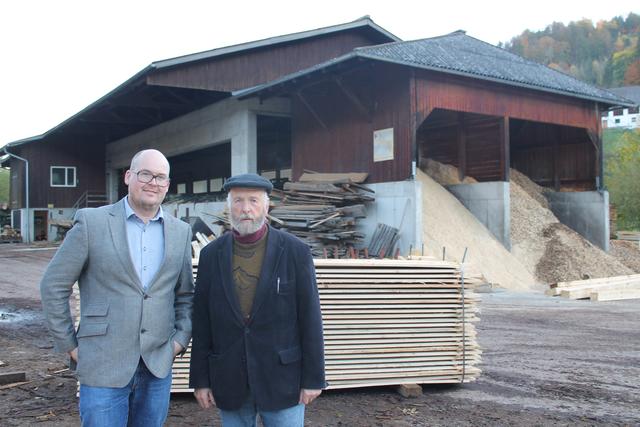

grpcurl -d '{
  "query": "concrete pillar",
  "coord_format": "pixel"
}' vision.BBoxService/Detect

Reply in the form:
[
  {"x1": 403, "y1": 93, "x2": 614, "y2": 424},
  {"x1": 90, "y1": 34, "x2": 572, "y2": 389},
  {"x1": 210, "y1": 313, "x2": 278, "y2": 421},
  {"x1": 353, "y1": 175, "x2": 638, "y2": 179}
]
[
  {"x1": 231, "y1": 110, "x2": 257, "y2": 175},
  {"x1": 105, "y1": 167, "x2": 119, "y2": 204}
]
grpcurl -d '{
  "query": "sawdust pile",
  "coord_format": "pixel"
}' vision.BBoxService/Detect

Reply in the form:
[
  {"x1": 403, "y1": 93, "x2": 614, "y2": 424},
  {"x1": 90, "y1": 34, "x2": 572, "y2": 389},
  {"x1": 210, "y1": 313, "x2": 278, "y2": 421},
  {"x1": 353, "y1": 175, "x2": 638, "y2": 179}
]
[
  {"x1": 509, "y1": 169, "x2": 632, "y2": 283},
  {"x1": 420, "y1": 159, "x2": 633, "y2": 287},
  {"x1": 608, "y1": 240, "x2": 640, "y2": 273},
  {"x1": 417, "y1": 169, "x2": 537, "y2": 290},
  {"x1": 422, "y1": 158, "x2": 477, "y2": 186}
]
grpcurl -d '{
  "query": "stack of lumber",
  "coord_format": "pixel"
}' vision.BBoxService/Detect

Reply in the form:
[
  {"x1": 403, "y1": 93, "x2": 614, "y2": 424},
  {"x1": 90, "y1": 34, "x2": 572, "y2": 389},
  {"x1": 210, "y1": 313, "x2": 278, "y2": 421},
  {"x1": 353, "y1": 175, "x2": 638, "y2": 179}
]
[
  {"x1": 171, "y1": 258, "x2": 483, "y2": 392},
  {"x1": 270, "y1": 172, "x2": 374, "y2": 258},
  {"x1": 316, "y1": 258, "x2": 482, "y2": 388},
  {"x1": 546, "y1": 273, "x2": 640, "y2": 301},
  {"x1": 616, "y1": 231, "x2": 640, "y2": 246}
]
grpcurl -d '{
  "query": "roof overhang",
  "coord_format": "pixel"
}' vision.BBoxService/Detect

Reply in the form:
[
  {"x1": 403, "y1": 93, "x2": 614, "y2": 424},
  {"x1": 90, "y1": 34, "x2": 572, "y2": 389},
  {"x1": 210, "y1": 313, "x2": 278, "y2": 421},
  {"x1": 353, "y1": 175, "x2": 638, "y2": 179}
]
[{"x1": 236, "y1": 51, "x2": 636, "y2": 109}]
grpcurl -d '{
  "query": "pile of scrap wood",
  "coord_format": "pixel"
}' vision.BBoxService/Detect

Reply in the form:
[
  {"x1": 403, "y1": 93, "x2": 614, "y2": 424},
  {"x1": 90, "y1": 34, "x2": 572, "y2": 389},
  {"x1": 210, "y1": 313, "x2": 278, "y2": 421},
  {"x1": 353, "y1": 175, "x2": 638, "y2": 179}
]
[
  {"x1": 169, "y1": 257, "x2": 482, "y2": 392},
  {"x1": 546, "y1": 273, "x2": 640, "y2": 301},
  {"x1": 1, "y1": 225, "x2": 21, "y2": 243},
  {"x1": 191, "y1": 232, "x2": 215, "y2": 259},
  {"x1": 269, "y1": 172, "x2": 374, "y2": 258}
]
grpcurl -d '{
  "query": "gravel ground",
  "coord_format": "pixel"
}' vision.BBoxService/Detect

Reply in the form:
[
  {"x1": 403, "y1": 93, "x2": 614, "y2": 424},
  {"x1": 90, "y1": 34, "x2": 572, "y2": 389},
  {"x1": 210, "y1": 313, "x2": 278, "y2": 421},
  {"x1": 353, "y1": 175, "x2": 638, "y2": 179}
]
[{"x1": 1, "y1": 243, "x2": 639, "y2": 426}]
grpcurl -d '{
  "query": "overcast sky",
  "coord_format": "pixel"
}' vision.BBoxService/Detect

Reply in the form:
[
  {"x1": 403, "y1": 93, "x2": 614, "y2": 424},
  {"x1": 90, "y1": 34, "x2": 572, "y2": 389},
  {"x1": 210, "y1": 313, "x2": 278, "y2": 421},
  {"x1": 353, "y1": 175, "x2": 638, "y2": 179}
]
[{"x1": 1, "y1": 0, "x2": 636, "y2": 147}]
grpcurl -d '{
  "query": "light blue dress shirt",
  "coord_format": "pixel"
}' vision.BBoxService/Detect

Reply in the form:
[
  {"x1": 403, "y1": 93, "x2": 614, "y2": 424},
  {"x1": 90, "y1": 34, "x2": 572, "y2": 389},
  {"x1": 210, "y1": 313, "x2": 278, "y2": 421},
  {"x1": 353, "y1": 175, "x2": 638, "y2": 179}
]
[{"x1": 124, "y1": 197, "x2": 165, "y2": 289}]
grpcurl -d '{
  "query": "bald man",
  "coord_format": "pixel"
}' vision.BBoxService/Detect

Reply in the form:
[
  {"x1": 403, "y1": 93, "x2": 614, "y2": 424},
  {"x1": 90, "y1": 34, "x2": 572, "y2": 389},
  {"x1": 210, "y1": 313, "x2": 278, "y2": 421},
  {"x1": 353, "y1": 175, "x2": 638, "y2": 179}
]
[{"x1": 40, "y1": 149, "x2": 194, "y2": 427}]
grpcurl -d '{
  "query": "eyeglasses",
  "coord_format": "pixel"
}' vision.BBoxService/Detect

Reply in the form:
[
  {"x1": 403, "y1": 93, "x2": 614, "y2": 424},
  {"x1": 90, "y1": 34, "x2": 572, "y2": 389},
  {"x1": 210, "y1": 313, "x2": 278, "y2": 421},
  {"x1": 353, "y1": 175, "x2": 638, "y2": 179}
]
[{"x1": 133, "y1": 170, "x2": 170, "y2": 187}]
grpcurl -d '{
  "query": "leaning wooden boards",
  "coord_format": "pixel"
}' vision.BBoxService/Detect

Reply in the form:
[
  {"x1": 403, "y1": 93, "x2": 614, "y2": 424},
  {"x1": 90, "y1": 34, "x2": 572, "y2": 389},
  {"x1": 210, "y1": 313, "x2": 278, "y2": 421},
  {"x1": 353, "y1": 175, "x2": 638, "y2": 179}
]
[{"x1": 170, "y1": 258, "x2": 482, "y2": 392}]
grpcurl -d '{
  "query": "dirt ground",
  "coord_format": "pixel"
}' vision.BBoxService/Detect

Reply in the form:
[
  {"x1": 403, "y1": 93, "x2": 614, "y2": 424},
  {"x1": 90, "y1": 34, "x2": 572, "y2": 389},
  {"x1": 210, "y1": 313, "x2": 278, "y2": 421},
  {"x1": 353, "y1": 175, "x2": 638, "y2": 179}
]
[{"x1": 1, "y1": 243, "x2": 639, "y2": 426}]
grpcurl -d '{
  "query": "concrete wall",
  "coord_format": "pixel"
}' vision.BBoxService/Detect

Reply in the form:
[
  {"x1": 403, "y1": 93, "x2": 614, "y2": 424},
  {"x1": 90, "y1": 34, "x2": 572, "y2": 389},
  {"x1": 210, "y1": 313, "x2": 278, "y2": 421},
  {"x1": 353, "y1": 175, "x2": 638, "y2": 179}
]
[
  {"x1": 105, "y1": 97, "x2": 290, "y2": 202},
  {"x1": 356, "y1": 180, "x2": 423, "y2": 257},
  {"x1": 446, "y1": 182, "x2": 511, "y2": 250},
  {"x1": 546, "y1": 190, "x2": 610, "y2": 251}
]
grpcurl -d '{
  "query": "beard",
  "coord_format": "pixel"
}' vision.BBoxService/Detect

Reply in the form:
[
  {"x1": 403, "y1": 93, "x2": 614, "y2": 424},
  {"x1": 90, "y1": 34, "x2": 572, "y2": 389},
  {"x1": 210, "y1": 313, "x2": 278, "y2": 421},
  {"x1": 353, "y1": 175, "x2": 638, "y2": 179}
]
[{"x1": 230, "y1": 212, "x2": 266, "y2": 236}]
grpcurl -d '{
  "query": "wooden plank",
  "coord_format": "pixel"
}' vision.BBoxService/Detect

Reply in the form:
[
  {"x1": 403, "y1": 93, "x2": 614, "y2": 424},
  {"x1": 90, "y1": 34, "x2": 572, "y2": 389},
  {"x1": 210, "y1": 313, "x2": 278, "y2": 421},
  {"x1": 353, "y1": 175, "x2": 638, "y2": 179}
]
[
  {"x1": 298, "y1": 172, "x2": 369, "y2": 184},
  {"x1": 552, "y1": 273, "x2": 640, "y2": 289},
  {"x1": 590, "y1": 288, "x2": 640, "y2": 301},
  {"x1": 560, "y1": 282, "x2": 640, "y2": 299},
  {"x1": 0, "y1": 372, "x2": 27, "y2": 385}
]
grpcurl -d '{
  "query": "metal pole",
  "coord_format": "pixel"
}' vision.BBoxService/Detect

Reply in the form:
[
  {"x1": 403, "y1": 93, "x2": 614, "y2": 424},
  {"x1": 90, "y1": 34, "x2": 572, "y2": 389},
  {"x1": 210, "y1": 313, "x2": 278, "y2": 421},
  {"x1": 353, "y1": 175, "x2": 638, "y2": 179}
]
[{"x1": 3, "y1": 146, "x2": 30, "y2": 243}]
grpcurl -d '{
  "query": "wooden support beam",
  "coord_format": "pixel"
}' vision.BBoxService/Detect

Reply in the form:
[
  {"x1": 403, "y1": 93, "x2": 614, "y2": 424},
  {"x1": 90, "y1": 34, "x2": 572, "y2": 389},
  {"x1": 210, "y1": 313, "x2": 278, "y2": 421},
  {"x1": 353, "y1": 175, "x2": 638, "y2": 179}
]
[
  {"x1": 396, "y1": 383, "x2": 423, "y2": 398},
  {"x1": 499, "y1": 116, "x2": 510, "y2": 182},
  {"x1": 457, "y1": 113, "x2": 466, "y2": 182},
  {"x1": 297, "y1": 91, "x2": 328, "y2": 130},
  {"x1": 553, "y1": 132, "x2": 560, "y2": 191},
  {"x1": 333, "y1": 77, "x2": 371, "y2": 122},
  {"x1": 0, "y1": 372, "x2": 26, "y2": 385}
]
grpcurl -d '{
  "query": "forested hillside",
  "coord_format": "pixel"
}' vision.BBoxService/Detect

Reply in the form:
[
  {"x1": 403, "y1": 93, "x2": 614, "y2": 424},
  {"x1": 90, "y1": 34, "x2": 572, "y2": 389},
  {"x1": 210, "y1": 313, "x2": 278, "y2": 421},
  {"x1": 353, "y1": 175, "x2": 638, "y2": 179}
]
[{"x1": 501, "y1": 13, "x2": 640, "y2": 88}]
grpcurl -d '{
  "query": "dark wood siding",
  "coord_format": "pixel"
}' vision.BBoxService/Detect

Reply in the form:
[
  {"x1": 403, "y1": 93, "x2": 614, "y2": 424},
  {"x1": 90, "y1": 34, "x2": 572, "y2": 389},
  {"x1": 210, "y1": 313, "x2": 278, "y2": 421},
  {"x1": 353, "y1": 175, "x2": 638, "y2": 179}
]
[
  {"x1": 291, "y1": 63, "x2": 412, "y2": 183},
  {"x1": 413, "y1": 71, "x2": 599, "y2": 132},
  {"x1": 11, "y1": 139, "x2": 105, "y2": 209},
  {"x1": 148, "y1": 33, "x2": 379, "y2": 92},
  {"x1": 9, "y1": 158, "x2": 24, "y2": 210},
  {"x1": 414, "y1": 71, "x2": 600, "y2": 187},
  {"x1": 511, "y1": 121, "x2": 596, "y2": 190},
  {"x1": 418, "y1": 110, "x2": 504, "y2": 181}
]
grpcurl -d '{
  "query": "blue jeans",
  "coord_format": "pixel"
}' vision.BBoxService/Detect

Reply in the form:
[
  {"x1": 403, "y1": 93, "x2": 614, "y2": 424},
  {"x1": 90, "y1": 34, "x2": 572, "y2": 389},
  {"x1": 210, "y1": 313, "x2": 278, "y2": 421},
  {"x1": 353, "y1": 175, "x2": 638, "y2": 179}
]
[
  {"x1": 219, "y1": 395, "x2": 305, "y2": 427},
  {"x1": 79, "y1": 359, "x2": 172, "y2": 427}
]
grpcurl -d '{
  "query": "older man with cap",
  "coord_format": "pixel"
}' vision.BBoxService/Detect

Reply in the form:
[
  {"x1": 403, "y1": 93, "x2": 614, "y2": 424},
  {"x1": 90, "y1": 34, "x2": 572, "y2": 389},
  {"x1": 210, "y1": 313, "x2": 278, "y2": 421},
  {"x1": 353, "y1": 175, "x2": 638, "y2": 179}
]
[{"x1": 189, "y1": 173, "x2": 325, "y2": 427}]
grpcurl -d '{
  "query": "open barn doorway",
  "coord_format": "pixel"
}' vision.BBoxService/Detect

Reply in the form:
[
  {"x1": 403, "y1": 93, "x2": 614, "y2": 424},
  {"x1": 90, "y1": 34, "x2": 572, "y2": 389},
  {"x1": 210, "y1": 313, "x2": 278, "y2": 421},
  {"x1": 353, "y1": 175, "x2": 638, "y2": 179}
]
[{"x1": 257, "y1": 115, "x2": 291, "y2": 189}]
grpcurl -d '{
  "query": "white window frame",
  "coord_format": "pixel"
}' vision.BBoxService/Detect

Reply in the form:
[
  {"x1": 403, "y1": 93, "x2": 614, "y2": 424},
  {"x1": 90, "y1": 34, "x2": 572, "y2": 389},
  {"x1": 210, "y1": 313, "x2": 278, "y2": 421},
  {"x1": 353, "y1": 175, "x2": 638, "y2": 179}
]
[{"x1": 50, "y1": 166, "x2": 77, "y2": 187}]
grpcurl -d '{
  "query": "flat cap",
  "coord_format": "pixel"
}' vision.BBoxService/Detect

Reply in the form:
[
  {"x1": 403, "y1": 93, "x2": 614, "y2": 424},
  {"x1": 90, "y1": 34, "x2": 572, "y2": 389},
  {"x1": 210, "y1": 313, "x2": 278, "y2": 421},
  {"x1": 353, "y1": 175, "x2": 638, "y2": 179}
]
[{"x1": 223, "y1": 173, "x2": 273, "y2": 193}]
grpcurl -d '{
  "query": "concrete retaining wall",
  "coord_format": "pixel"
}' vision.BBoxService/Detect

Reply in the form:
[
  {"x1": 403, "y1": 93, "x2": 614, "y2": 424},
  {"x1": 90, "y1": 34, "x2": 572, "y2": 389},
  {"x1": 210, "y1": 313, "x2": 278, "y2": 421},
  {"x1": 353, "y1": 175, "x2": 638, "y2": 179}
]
[
  {"x1": 446, "y1": 182, "x2": 511, "y2": 250},
  {"x1": 546, "y1": 190, "x2": 610, "y2": 251}
]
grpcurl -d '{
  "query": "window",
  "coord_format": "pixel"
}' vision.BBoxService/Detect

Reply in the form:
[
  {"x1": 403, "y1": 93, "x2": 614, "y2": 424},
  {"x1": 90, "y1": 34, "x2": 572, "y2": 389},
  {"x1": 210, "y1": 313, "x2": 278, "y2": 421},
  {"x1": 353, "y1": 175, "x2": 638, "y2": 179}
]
[
  {"x1": 629, "y1": 106, "x2": 639, "y2": 114},
  {"x1": 50, "y1": 166, "x2": 76, "y2": 187},
  {"x1": 209, "y1": 178, "x2": 224, "y2": 192},
  {"x1": 613, "y1": 108, "x2": 623, "y2": 116},
  {"x1": 193, "y1": 180, "x2": 208, "y2": 194}
]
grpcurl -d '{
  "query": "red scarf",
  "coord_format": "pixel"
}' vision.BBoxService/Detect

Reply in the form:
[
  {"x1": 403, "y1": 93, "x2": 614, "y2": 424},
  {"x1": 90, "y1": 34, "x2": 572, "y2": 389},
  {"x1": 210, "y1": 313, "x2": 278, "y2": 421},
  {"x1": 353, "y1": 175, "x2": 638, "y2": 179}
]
[{"x1": 232, "y1": 223, "x2": 268, "y2": 244}]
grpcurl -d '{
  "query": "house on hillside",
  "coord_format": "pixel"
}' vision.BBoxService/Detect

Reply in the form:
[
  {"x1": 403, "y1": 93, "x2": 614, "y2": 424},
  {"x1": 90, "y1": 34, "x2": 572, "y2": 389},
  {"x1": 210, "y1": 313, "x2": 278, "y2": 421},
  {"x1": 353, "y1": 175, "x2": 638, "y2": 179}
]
[
  {"x1": 1, "y1": 17, "x2": 633, "y2": 253},
  {"x1": 601, "y1": 86, "x2": 640, "y2": 129}
]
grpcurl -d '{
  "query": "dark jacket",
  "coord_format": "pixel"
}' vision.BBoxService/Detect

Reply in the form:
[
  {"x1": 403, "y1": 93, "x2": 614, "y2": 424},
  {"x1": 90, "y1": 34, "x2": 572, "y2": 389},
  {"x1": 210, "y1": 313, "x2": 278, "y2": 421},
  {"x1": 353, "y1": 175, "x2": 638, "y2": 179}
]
[{"x1": 189, "y1": 225, "x2": 326, "y2": 411}]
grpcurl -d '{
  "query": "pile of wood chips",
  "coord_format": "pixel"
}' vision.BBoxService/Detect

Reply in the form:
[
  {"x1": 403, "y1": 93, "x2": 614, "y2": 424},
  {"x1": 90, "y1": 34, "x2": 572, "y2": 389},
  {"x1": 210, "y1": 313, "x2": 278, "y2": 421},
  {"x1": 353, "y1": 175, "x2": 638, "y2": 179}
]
[{"x1": 546, "y1": 273, "x2": 640, "y2": 301}]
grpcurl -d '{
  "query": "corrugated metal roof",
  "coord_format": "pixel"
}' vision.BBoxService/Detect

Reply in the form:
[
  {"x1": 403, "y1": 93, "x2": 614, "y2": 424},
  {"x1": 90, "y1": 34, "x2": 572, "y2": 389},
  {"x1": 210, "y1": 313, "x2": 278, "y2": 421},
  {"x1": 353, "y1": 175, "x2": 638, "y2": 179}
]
[
  {"x1": 237, "y1": 31, "x2": 634, "y2": 107},
  {"x1": 607, "y1": 86, "x2": 640, "y2": 105}
]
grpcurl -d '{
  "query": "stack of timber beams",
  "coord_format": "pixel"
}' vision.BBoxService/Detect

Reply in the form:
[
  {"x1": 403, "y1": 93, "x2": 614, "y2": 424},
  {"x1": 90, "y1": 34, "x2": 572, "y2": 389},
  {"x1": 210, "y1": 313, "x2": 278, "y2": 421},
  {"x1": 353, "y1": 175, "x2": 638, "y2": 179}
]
[
  {"x1": 269, "y1": 173, "x2": 374, "y2": 258},
  {"x1": 616, "y1": 231, "x2": 640, "y2": 247},
  {"x1": 316, "y1": 258, "x2": 481, "y2": 388},
  {"x1": 170, "y1": 257, "x2": 482, "y2": 392},
  {"x1": 546, "y1": 273, "x2": 640, "y2": 301}
]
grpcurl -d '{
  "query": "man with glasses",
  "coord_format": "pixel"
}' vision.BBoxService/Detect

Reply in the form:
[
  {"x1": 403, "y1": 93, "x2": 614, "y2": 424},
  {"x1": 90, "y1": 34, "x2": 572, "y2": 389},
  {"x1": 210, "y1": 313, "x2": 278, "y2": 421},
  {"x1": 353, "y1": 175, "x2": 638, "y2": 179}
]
[{"x1": 40, "y1": 149, "x2": 194, "y2": 426}]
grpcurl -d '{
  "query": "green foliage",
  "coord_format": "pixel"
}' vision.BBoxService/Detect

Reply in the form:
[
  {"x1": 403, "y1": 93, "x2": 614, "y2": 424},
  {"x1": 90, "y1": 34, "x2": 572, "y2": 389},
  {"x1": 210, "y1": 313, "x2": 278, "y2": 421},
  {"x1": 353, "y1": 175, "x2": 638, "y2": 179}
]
[
  {"x1": 503, "y1": 13, "x2": 640, "y2": 88},
  {"x1": 604, "y1": 129, "x2": 640, "y2": 230},
  {"x1": 0, "y1": 168, "x2": 9, "y2": 204}
]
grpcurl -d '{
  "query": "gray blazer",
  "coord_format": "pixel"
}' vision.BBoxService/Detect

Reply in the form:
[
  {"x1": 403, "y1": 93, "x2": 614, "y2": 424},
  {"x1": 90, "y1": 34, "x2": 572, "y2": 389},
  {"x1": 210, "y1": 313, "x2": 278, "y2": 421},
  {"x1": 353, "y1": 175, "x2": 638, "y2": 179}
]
[{"x1": 40, "y1": 199, "x2": 194, "y2": 387}]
